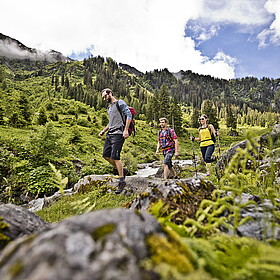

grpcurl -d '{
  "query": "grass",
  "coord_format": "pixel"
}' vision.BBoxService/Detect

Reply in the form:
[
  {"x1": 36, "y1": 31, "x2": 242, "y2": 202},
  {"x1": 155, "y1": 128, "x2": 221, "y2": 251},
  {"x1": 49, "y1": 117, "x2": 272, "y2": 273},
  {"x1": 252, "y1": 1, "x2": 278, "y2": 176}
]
[
  {"x1": 36, "y1": 186, "x2": 135, "y2": 223},
  {"x1": 1, "y1": 113, "x2": 273, "y2": 222}
]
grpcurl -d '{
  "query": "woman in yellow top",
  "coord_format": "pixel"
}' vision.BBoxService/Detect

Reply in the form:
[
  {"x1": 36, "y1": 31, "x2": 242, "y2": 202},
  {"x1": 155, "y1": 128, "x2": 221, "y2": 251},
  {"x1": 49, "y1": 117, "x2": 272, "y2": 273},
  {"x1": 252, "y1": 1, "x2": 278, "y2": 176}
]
[{"x1": 190, "y1": 114, "x2": 219, "y2": 176}]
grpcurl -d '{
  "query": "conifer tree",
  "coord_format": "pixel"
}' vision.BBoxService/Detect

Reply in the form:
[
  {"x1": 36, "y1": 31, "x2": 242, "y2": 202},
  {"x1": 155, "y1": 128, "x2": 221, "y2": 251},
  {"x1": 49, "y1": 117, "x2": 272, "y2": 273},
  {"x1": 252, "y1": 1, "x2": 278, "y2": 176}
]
[
  {"x1": 201, "y1": 99, "x2": 219, "y2": 129},
  {"x1": 152, "y1": 89, "x2": 161, "y2": 122},
  {"x1": 145, "y1": 96, "x2": 154, "y2": 124},
  {"x1": 65, "y1": 76, "x2": 70, "y2": 88},
  {"x1": 190, "y1": 107, "x2": 201, "y2": 128},
  {"x1": 0, "y1": 106, "x2": 4, "y2": 125},
  {"x1": 226, "y1": 106, "x2": 237, "y2": 131},
  {"x1": 158, "y1": 83, "x2": 170, "y2": 119},
  {"x1": 37, "y1": 106, "x2": 48, "y2": 125},
  {"x1": 19, "y1": 94, "x2": 32, "y2": 126},
  {"x1": 169, "y1": 96, "x2": 182, "y2": 135}
]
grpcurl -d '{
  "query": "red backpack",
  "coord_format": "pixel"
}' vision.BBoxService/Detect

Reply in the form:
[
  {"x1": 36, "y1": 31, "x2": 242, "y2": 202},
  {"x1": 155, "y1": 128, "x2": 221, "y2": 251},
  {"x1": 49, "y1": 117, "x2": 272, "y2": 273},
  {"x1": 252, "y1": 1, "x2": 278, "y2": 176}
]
[{"x1": 116, "y1": 101, "x2": 136, "y2": 136}]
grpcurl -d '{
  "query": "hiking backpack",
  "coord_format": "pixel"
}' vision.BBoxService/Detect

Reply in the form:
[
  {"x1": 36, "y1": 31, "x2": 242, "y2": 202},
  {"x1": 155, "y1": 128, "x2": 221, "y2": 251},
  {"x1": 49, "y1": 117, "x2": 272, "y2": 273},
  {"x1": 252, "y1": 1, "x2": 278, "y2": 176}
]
[{"x1": 116, "y1": 100, "x2": 136, "y2": 136}]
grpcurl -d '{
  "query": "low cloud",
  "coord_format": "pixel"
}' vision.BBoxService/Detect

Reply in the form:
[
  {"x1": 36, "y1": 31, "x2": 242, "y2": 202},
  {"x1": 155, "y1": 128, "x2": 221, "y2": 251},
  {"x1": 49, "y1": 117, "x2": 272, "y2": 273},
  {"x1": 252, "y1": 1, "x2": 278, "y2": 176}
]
[
  {"x1": 0, "y1": 37, "x2": 67, "y2": 62},
  {"x1": 0, "y1": 0, "x2": 277, "y2": 79}
]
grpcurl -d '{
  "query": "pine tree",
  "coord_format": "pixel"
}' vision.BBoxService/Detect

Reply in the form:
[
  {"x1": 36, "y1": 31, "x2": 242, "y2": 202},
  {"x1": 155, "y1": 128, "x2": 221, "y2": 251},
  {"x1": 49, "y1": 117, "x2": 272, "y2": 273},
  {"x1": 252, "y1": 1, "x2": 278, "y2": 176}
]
[
  {"x1": 158, "y1": 83, "x2": 170, "y2": 119},
  {"x1": 19, "y1": 93, "x2": 32, "y2": 126},
  {"x1": 65, "y1": 76, "x2": 70, "y2": 88},
  {"x1": 190, "y1": 107, "x2": 201, "y2": 128},
  {"x1": 152, "y1": 89, "x2": 161, "y2": 123},
  {"x1": 226, "y1": 106, "x2": 237, "y2": 131},
  {"x1": 37, "y1": 106, "x2": 48, "y2": 125},
  {"x1": 0, "y1": 106, "x2": 4, "y2": 125},
  {"x1": 201, "y1": 99, "x2": 219, "y2": 129},
  {"x1": 170, "y1": 96, "x2": 182, "y2": 135}
]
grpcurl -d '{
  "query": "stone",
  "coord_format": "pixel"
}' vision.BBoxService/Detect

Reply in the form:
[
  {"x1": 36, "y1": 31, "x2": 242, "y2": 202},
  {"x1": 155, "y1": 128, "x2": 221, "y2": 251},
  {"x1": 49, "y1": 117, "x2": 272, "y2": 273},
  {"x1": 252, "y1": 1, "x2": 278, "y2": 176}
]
[
  {"x1": 0, "y1": 208, "x2": 163, "y2": 280},
  {"x1": 0, "y1": 203, "x2": 48, "y2": 249}
]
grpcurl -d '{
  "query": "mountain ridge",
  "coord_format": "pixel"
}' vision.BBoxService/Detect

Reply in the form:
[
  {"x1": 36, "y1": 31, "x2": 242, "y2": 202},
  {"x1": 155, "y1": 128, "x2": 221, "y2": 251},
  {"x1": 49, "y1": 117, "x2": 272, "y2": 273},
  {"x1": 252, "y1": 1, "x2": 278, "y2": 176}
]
[{"x1": 0, "y1": 33, "x2": 71, "y2": 62}]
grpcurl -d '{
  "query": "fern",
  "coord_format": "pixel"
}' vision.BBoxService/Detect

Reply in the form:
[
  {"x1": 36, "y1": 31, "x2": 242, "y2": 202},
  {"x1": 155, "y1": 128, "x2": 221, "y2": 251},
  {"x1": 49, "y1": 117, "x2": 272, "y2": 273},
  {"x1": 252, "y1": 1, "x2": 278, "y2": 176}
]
[
  {"x1": 70, "y1": 197, "x2": 96, "y2": 214},
  {"x1": 48, "y1": 162, "x2": 68, "y2": 194}
]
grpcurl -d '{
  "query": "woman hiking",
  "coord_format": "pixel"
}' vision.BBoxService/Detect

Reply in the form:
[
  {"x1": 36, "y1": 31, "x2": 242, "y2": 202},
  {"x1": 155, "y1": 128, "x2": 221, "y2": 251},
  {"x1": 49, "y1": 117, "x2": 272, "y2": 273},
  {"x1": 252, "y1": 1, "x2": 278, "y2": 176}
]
[{"x1": 190, "y1": 114, "x2": 219, "y2": 176}]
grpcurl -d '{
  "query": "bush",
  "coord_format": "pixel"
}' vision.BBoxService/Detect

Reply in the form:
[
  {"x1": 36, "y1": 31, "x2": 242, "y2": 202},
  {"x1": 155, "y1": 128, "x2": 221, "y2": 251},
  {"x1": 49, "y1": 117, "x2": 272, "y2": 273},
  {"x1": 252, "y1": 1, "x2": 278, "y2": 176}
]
[{"x1": 27, "y1": 165, "x2": 56, "y2": 196}]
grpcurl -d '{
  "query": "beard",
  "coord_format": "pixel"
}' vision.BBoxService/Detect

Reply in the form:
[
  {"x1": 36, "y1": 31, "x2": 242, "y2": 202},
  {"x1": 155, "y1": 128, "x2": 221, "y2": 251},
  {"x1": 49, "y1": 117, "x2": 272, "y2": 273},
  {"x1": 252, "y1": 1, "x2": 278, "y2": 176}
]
[{"x1": 107, "y1": 96, "x2": 112, "y2": 103}]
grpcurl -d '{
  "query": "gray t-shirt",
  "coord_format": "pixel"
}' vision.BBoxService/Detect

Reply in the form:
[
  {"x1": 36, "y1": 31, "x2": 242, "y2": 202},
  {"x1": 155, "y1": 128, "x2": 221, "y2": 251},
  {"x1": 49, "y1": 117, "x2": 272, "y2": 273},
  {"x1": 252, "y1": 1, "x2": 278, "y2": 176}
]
[{"x1": 107, "y1": 99, "x2": 132, "y2": 134}]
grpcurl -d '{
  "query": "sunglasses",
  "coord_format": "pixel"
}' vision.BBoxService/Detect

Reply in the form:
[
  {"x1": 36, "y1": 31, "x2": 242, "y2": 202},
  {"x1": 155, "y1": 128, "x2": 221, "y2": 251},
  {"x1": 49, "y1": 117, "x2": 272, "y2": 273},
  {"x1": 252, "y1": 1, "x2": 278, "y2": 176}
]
[
  {"x1": 199, "y1": 118, "x2": 205, "y2": 120},
  {"x1": 102, "y1": 90, "x2": 111, "y2": 100},
  {"x1": 102, "y1": 93, "x2": 108, "y2": 100}
]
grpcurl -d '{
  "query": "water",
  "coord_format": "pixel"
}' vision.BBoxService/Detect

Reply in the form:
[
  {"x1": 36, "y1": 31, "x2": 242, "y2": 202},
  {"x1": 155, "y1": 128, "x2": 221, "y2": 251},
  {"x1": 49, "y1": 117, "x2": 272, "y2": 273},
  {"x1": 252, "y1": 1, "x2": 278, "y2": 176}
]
[
  {"x1": 133, "y1": 160, "x2": 193, "y2": 178},
  {"x1": 134, "y1": 165, "x2": 159, "y2": 177}
]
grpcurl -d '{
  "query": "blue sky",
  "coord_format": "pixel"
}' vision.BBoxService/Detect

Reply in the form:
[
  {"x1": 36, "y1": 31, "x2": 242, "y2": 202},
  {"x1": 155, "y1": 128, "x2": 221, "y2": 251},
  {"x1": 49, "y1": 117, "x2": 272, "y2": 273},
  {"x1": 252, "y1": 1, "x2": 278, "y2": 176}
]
[
  {"x1": 1, "y1": 0, "x2": 280, "y2": 80},
  {"x1": 186, "y1": 21, "x2": 280, "y2": 79}
]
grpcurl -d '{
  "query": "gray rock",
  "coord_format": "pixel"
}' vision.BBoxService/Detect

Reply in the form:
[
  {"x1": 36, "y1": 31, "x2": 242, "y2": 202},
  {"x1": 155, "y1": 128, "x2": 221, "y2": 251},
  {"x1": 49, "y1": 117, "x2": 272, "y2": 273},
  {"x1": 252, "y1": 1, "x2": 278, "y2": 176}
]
[
  {"x1": 27, "y1": 189, "x2": 74, "y2": 212},
  {"x1": 215, "y1": 140, "x2": 247, "y2": 178},
  {"x1": 129, "y1": 178, "x2": 216, "y2": 222},
  {"x1": 219, "y1": 192, "x2": 280, "y2": 240},
  {"x1": 0, "y1": 208, "x2": 163, "y2": 280},
  {"x1": 216, "y1": 124, "x2": 280, "y2": 179},
  {"x1": 0, "y1": 203, "x2": 48, "y2": 249}
]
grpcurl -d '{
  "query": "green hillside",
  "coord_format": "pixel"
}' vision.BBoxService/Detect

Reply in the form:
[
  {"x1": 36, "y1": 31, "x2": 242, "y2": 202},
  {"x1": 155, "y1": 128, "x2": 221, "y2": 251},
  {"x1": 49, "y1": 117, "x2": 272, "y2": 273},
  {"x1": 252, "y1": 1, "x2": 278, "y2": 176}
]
[{"x1": 0, "y1": 55, "x2": 279, "y2": 203}]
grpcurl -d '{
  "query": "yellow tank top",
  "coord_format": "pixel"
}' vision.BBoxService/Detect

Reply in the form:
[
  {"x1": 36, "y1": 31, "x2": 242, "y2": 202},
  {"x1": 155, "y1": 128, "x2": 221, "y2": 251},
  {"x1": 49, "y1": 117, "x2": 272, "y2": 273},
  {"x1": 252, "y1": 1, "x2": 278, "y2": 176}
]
[{"x1": 199, "y1": 126, "x2": 214, "y2": 147}]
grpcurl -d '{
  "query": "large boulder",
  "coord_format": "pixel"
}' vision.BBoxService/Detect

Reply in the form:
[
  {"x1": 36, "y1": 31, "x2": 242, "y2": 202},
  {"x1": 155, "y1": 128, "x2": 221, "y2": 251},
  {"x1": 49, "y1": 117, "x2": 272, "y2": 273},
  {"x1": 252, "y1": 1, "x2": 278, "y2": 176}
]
[
  {"x1": 219, "y1": 192, "x2": 280, "y2": 240},
  {"x1": 128, "y1": 178, "x2": 216, "y2": 222},
  {"x1": 0, "y1": 203, "x2": 48, "y2": 250},
  {"x1": 216, "y1": 124, "x2": 280, "y2": 178},
  {"x1": 260, "y1": 123, "x2": 280, "y2": 147},
  {"x1": 0, "y1": 208, "x2": 164, "y2": 280},
  {"x1": 215, "y1": 140, "x2": 247, "y2": 178}
]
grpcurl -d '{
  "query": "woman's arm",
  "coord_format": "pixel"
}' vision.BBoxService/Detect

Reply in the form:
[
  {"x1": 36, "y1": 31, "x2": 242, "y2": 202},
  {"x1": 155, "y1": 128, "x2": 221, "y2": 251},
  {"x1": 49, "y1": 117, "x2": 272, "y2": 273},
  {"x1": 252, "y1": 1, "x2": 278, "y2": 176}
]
[{"x1": 209, "y1": 124, "x2": 218, "y2": 136}]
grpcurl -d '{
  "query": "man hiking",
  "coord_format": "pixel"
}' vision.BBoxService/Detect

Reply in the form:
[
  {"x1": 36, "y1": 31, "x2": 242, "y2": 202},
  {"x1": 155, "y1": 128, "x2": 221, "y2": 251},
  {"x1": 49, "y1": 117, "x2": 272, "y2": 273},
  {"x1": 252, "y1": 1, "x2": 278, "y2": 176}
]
[
  {"x1": 156, "y1": 117, "x2": 179, "y2": 179},
  {"x1": 99, "y1": 88, "x2": 132, "y2": 194}
]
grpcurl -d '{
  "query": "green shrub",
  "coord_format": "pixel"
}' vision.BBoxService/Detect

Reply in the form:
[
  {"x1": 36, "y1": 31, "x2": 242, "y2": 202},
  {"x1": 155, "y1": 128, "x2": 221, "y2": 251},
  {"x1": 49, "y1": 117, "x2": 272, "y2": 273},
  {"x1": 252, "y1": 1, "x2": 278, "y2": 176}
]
[{"x1": 27, "y1": 165, "x2": 56, "y2": 196}]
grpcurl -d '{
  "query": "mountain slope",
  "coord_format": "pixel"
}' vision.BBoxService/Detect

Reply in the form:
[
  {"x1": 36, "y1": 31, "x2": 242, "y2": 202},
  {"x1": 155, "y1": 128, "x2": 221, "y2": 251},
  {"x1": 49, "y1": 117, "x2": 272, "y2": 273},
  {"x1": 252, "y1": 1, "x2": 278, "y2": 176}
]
[{"x1": 0, "y1": 33, "x2": 70, "y2": 62}]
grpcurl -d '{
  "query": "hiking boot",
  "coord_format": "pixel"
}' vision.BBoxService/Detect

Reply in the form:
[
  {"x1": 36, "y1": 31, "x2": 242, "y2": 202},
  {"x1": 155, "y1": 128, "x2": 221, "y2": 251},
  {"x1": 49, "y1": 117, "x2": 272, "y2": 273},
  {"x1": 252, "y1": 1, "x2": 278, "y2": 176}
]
[
  {"x1": 123, "y1": 168, "x2": 129, "y2": 179},
  {"x1": 115, "y1": 181, "x2": 126, "y2": 194}
]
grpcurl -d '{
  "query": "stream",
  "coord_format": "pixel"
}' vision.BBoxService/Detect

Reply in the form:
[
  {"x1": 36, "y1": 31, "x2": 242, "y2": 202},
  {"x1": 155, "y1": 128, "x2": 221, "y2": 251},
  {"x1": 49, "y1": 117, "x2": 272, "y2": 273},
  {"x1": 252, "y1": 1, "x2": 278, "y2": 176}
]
[{"x1": 133, "y1": 160, "x2": 193, "y2": 177}]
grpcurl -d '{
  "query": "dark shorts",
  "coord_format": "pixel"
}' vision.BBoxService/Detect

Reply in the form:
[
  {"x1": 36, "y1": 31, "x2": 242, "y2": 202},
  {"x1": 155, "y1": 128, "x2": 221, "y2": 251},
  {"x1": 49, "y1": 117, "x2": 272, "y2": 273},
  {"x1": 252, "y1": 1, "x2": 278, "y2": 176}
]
[
  {"x1": 163, "y1": 151, "x2": 174, "y2": 169},
  {"x1": 102, "y1": 134, "x2": 124, "y2": 160}
]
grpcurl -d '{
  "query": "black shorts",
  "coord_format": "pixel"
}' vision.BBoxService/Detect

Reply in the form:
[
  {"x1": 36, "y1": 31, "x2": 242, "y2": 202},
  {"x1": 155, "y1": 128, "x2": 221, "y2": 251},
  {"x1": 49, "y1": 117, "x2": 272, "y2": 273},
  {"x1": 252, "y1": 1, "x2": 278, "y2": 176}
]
[{"x1": 102, "y1": 134, "x2": 124, "y2": 160}]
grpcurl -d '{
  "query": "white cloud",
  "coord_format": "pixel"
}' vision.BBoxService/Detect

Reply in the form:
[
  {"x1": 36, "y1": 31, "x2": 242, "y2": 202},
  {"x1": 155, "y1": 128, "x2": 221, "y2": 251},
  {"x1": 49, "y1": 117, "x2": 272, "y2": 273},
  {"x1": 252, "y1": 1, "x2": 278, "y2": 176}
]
[
  {"x1": 202, "y1": 0, "x2": 271, "y2": 25},
  {"x1": 194, "y1": 50, "x2": 237, "y2": 79},
  {"x1": 258, "y1": 0, "x2": 280, "y2": 47},
  {"x1": 0, "y1": 0, "x2": 274, "y2": 79},
  {"x1": 0, "y1": 39, "x2": 63, "y2": 61},
  {"x1": 187, "y1": 23, "x2": 220, "y2": 43}
]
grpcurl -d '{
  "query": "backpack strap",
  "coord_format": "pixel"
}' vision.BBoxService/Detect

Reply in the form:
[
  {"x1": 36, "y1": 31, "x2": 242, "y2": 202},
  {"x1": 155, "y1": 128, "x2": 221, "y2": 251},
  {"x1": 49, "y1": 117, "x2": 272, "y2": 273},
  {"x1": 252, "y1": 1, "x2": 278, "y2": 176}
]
[
  {"x1": 116, "y1": 100, "x2": 125, "y2": 125},
  {"x1": 166, "y1": 128, "x2": 175, "y2": 144},
  {"x1": 159, "y1": 128, "x2": 175, "y2": 149},
  {"x1": 199, "y1": 125, "x2": 216, "y2": 143}
]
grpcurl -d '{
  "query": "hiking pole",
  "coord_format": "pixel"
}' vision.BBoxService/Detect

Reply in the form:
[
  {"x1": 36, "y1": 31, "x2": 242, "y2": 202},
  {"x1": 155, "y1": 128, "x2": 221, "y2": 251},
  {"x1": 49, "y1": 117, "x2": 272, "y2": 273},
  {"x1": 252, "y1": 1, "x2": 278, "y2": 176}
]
[
  {"x1": 216, "y1": 129, "x2": 221, "y2": 157},
  {"x1": 190, "y1": 136, "x2": 198, "y2": 178}
]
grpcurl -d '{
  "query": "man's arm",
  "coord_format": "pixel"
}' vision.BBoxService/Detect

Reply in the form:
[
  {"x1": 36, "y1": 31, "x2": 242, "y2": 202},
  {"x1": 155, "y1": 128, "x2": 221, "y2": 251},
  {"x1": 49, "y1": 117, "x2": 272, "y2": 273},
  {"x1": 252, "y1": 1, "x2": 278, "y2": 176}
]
[
  {"x1": 99, "y1": 124, "x2": 109, "y2": 137},
  {"x1": 174, "y1": 138, "x2": 179, "y2": 157},
  {"x1": 123, "y1": 118, "x2": 131, "y2": 139},
  {"x1": 156, "y1": 140, "x2": 161, "y2": 154}
]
